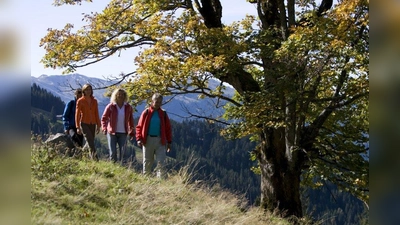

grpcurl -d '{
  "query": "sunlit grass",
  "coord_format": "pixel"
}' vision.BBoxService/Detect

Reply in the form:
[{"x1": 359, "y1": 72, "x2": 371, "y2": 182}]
[{"x1": 31, "y1": 139, "x2": 304, "y2": 225}]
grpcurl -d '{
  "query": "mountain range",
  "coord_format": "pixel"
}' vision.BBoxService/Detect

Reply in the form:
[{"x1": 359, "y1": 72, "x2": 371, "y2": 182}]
[{"x1": 31, "y1": 74, "x2": 235, "y2": 122}]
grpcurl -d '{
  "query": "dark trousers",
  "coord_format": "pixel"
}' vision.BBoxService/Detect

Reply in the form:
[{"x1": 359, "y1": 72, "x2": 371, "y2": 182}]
[
  {"x1": 68, "y1": 127, "x2": 84, "y2": 147},
  {"x1": 81, "y1": 123, "x2": 98, "y2": 160}
]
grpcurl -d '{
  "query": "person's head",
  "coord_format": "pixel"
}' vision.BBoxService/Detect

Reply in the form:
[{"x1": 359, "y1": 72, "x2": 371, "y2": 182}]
[
  {"x1": 151, "y1": 93, "x2": 163, "y2": 110},
  {"x1": 110, "y1": 88, "x2": 128, "y2": 103},
  {"x1": 82, "y1": 84, "x2": 93, "y2": 97},
  {"x1": 74, "y1": 88, "x2": 82, "y2": 99}
]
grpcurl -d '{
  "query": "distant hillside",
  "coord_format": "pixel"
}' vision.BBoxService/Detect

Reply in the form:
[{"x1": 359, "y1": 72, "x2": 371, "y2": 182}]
[
  {"x1": 31, "y1": 83, "x2": 65, "y2": 115},
  {"x1": 31, "y1": 107, "x2": 51, "y2": 118},
  {"x1": 31, "y1": 83, "x2": 65, "y2": 135},
  {"x1": 31, "y1": 74, "x2": 235, "y2": 122},
  {"x1": 31, "y1": 74, "x2": 115, "y2": 119},
  {"x1": 31, "y1": 74, "x2": 113, "y2": 104}
]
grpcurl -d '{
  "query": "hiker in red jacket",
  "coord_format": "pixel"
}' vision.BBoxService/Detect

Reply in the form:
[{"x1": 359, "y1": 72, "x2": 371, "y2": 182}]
[
  {"x1": 136, "y1": 93, "x2": 172, "y2": 178},
  {"x1": 101, "y1": 88, "x2": 135, "y2": 163}
]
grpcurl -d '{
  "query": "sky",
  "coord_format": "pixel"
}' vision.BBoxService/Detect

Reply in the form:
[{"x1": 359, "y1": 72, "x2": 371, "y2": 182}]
[{"x1": 30, "y1": 0, "x2": 258, "y2": 79}]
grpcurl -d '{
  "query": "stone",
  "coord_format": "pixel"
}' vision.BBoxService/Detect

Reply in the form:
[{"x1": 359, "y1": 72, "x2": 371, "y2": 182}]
[{"x1": 45, "y1": 133, "x2": 75, "y2": 155}]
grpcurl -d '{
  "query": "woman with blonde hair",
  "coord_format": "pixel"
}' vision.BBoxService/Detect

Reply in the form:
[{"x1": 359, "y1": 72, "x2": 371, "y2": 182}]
[
  {"x1": 101, "y1": 88, "x2": 135, "y2": 163},
  {"x1": 76, "y1": 84, "x2": 101, "y2": 160}
]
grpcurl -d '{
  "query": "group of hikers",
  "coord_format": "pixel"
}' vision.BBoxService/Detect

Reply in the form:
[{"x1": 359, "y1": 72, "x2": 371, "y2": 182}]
[{"x1": 62, "y1": 84, "x2": 172, "y2": 178}]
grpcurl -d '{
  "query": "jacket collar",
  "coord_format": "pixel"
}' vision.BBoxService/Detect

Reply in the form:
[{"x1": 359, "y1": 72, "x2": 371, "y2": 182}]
[{"x1": 111, "y1": 102, "x2": 127, "y2": 107}]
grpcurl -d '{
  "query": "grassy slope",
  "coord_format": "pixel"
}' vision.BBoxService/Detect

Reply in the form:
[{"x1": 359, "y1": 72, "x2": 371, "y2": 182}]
[
  {"x1": 31, "y1": 142, "x2": 299, "y2": 225},
  {"x1": 31, "y1": 107, "x2": 52, "y2": 117}
]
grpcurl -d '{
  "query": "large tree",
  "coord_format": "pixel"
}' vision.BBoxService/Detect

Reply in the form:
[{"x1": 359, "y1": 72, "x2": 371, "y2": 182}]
[{"x1": 41, "y1": 0, "x2": 369, "y2": 218}]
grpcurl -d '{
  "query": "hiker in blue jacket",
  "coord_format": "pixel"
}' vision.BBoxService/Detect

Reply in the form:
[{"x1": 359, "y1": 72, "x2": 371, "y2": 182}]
[{"x1": 62, "y1": 88, "x2": 84, "y2": 147}]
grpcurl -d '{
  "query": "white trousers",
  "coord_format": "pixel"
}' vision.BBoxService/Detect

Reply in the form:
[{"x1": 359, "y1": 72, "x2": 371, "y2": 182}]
[{"x1": 142, "y1": 136, "x2": 166, "y2": 177}]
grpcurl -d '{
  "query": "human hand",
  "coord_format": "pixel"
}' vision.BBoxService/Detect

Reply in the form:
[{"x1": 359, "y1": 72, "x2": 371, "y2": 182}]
[
  {"x1": 167, "y1": 143, "x2": 171, "y2": 152},
  {"x1": 137, "y1": 140, "x2": 143, "y2": 147},
  {"x1": 77, "y1": 128, "x2": 82, "y2": 135}
]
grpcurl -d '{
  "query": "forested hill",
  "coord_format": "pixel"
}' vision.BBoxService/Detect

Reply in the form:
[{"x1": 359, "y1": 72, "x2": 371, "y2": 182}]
[
  {"x1": 31, "y1": 83, "x2": 65, "y2": 114},
  {"x1": 31, "y1": 83, "x2": 65, "y2": 134}
]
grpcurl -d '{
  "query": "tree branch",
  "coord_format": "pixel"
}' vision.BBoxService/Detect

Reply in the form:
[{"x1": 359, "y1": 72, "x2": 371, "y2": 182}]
[
  {"x1": 317, "y1": 0, "x2": 333, "y2": 17},
  {"x1": 67, "y1": 37, "x2": 155, "y2": 70},
  {"x1": 195, "y1": 0, "x2": 222, "y2": 28},
  {"x1": 287, "y1": 0, "x2": 295, "y2": 27},
  {"x1": 277, "y1": 0, "x2": 288, "y2": 40},
  {"x1": 180, "y1": 102, "x2": 230, "y2": 125}
]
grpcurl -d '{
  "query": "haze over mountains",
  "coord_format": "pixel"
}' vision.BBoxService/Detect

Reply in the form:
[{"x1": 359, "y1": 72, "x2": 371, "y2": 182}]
[{"x1": 31, "y1": 74, "x2": 235, "y2": 122}]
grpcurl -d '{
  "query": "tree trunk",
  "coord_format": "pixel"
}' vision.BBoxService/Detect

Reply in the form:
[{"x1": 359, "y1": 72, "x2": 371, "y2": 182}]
[{"x1": 257, "y1": 127, "x2": 303, "y2": 218}]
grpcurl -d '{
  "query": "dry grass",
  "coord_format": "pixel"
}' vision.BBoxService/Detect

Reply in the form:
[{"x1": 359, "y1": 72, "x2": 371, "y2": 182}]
[{"x1": 31, "y1": 143, "x2": 295, "y2": 225}]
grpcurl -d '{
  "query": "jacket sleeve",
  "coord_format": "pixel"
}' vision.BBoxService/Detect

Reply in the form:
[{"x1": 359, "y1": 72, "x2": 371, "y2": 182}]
[
  {"x1": 135, "y1": 110, "x2": 146, "y2": 141},
  {"x1": 95, "y1": 99, "x2": 101, "y2": 128},
  {"x1": 75, "y1": 99, "x2": 81, "y2": 128},
  {"x1": 101, "y1": 104, "x2": 111, "y2": 131},
  {"x1": 127, "y1": 105, "x2": 135, "y2": 137},
  {"x1": 62, "y1": 101, "x2": 72, "y2": 130},
  {"x1": 165, "y1": 112, "x2": 172, "y2": 143}
]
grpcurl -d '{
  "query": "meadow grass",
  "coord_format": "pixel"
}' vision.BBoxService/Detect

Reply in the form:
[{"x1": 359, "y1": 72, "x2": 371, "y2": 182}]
[{"x1": 31, "y1": 140, "x2": 308, "y2": 225}]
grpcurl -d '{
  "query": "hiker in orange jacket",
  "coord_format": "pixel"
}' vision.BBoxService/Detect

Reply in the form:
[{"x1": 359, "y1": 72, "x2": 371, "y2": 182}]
[
  {"x1": 136, "y1": 93, "x2": 172, "y2": 178},
  {"x1": 76, "y1": 83, "x2": 101, "y2": 160}
]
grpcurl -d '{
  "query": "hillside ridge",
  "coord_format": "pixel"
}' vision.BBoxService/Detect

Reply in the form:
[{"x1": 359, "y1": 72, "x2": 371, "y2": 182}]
[{"x1": 31, "y1": 74, "x2": 235, "y2": 122}]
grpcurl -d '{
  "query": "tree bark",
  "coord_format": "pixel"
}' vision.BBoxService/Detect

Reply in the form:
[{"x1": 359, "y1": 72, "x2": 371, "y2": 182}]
[{"x1": 257, "y1": 127, "x2": 303, "y2": 218}]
